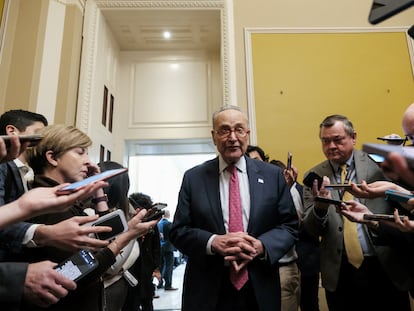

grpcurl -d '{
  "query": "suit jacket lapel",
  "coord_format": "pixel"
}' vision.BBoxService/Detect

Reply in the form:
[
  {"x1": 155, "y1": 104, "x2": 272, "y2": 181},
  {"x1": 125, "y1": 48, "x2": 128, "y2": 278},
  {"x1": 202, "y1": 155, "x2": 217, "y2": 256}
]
[
  {"x1": 10, "y1": 162, "x2": 25, "y2": 194},
  {"x1": 205, "y1": 158, "x2": 226, "y2": 233},
  {"x1": 245, "y1": 157, "x2": 263, "y2": 233}
]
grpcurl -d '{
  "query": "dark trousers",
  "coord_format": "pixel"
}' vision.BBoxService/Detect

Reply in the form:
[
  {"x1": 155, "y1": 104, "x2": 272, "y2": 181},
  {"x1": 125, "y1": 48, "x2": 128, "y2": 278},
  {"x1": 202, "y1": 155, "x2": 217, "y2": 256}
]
[
  {"x1": 300, "y1": 273, "x2": 320, "y2": 311},
  {"x1": 216, "y1": 278, "x2": 260, "y2": 311},
  {"x1": 325, "y1": 256, "x2": 410, "y2": 311},
  {"x1": 160, "y1": 247, "x2": 174, "y2": 288}
]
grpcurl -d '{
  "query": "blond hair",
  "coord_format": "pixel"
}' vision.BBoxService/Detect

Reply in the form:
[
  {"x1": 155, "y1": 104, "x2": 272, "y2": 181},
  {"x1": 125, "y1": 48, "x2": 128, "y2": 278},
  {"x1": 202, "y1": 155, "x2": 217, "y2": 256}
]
[{"x1": 27, "y1": 124, "x2": 92, "y2": 174}]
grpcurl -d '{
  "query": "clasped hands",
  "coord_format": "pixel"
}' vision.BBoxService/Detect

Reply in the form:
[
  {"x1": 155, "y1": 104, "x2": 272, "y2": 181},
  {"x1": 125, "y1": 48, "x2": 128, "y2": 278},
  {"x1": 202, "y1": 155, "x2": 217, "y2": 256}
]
[{"x1": 211, "y1": 232, "x2": 263, "y2": 272}]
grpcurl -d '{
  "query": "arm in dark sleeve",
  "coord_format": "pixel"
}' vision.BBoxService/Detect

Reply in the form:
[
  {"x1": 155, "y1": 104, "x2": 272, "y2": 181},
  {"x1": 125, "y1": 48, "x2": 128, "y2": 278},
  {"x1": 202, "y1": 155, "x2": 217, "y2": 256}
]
[
  {"x1": 0, "y1": 222, "x2": 32, "y2": 254},
  {"x1": 0, "y1": 262, "x2": 28, "y2": 311},
  {"x1": 152, "y1": 226, "x2": 161, "y2": 269}
]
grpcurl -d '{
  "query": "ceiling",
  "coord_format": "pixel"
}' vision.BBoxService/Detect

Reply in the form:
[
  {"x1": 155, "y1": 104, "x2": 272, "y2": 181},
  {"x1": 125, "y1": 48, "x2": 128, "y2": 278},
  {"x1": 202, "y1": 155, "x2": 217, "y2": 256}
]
[{"x1": 100, "y1": 9, "x2": 221, "y2": 51}]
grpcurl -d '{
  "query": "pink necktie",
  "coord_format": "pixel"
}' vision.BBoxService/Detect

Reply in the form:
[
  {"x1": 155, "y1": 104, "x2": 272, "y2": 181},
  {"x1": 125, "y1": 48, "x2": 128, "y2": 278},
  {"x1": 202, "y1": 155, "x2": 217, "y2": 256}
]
[{"x1": 227, "y1": 165, "x2": 248, "y2": 290}]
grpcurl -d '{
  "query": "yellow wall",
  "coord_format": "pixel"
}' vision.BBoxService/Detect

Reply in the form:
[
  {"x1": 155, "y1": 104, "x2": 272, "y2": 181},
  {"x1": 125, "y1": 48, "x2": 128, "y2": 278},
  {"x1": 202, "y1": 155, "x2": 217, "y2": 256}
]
[
  {"x1": 0, "y1": 0, "x2": 4, "y2": 20},
  {"x1": 249, "y1": 30, "x2": 414, "y2": 180}
]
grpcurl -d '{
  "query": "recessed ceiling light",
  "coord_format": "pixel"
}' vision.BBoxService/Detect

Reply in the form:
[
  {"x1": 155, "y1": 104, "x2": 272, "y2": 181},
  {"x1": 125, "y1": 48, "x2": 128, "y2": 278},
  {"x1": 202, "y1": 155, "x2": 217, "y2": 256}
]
[{"x1": 163, "y1": 31, "x2": 171, "y2": 39}]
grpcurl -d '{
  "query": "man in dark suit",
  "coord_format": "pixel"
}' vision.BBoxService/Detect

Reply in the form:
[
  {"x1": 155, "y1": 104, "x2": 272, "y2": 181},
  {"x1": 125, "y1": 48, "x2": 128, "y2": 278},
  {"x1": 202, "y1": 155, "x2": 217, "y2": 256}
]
[
  {"x1": 170, "y1": 105, "x2": 298, "y2": 311},
  {"x1": 302, "y1": 114, "x2": 412, "y2": 311},
  {"x1": 0, "y1": 109, "x2": 48, "y2": 259}
]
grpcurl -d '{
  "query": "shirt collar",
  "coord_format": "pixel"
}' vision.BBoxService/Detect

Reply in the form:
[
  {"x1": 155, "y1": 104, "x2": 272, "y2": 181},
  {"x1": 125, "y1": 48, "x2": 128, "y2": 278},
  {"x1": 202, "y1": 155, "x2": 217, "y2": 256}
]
[
  {"x1": 218, "y1": 155, "x2": 246, "y2": 174},
  {"x1": 13, "y1": 158, "x2": 25, "y2": 168},
  {"x1": 330, "y1": 151, "x2": 354, "y2": 173}
]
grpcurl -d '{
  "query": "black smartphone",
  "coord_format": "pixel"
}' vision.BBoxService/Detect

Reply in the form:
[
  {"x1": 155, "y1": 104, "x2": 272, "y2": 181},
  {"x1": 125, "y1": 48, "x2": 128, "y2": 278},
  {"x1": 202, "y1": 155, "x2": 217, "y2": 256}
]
[
  {"x1": 363, "y1": 214, "x2": 405, "y2": 221},
  {"x1": 325, "y1": 184, "x2": 362, "y2": 190},
  {"x1": 142, "y1": 208, "x2": 165, "y2": 222},
  {"x1": 287, "y1": 151, "x2": 292, "y2": 170},
  {"x1": 91, "y1": 209, "x2": 128, "y2": 240},
  {"x1": 54, "y1": 249, "x2": 99, "y2": 282},
  {"x1": 0, "y1": 134, "x2": 43, "y2": 148},
  {"x1": 303, "y1": 172, "x2": 323, "y2": 189},
  {"x1": 314, "y1": 196, "x2": 344, "y2": 206}
]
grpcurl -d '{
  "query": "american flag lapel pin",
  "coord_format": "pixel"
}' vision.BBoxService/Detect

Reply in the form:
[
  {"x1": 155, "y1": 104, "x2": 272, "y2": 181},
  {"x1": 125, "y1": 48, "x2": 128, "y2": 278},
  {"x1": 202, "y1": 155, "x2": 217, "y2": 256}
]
[{"x1": 258, "y1": 178, "x2": 264, "y2": 184}]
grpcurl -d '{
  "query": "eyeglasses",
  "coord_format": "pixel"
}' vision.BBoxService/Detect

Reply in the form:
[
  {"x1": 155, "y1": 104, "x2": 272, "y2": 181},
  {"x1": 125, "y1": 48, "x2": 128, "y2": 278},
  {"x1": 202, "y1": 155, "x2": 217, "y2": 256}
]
[
  {"x1": 320, "y1": 136, "x2": 347, "y2": 145},
  {"x1": 215, "y1": 127, "x2": 249, "y2": 138}
]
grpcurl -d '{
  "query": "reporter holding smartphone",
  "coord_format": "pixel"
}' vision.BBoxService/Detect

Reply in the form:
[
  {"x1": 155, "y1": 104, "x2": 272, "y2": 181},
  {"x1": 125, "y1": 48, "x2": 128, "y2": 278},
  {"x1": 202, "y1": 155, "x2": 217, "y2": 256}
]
[
  {"x1": 302, "y1": 114, "x2": 412, "y2": 311},
  {"x1": 18, "y1": 124, "x2": 158, "y2": 311}
]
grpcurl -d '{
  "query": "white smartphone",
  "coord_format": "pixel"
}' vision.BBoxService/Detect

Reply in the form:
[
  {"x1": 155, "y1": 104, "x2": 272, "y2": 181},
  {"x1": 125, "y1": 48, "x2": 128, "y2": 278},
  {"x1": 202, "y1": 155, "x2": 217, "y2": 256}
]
[{"x1": 56, "y1": 168, "x2": 128, "y2": 195}]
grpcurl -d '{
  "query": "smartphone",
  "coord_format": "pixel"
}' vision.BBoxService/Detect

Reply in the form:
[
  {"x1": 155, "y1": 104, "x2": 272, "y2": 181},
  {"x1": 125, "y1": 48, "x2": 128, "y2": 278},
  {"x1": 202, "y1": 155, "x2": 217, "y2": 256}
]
[
  {"x1": 368, "y1": 153, "x2": 385, "y2": 164},
  {"x1": 362, "y1": 143, "x2": 414, "y2": 169},
  {"x1": 314, "y1": 196, "x2": 344, "y2": 206},
  {"x1": 325, "y1": 184, "x2": 362, "y2": 190},
  {"x1": 56, "y1": 168, "x2": 128, "y2": 194},
  {"x1": 91, "y1": 209, "x2": 128, "y2": 240},
  {"x1": 363, "y1": 214, "x2": 405, "y2": 221},
  {"x1": 385, "y1": 189, "x2": 414, "y2": 203},
  {"x1": 142, "y1": 206, "x2": 166, "y2": 222},
  {"x1": 0, "y1": 134, "x2": 43, "y2": 148},
  {"x1": 54, "y1": 249, "x2": 99, "y2": 282},
  {"x1": 303, "y1": 172, "x2": 323, "y2": 189},
  {"x1": 287, "y1": 152, "x2": 292, "y2": 170},
  {"x1": 151, "y1": 202, "x2": 167, "y2": 210}
]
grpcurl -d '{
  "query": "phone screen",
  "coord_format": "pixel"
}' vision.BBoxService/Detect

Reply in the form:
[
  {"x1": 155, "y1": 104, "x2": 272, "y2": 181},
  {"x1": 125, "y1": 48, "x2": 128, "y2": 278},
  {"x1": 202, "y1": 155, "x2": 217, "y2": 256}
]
[
  {"x1": 92, "y1": 210, "x2": 128, "y2": 240},
  {"x1": 54, "y1": 249, "x2": 98, "y2": 281}
]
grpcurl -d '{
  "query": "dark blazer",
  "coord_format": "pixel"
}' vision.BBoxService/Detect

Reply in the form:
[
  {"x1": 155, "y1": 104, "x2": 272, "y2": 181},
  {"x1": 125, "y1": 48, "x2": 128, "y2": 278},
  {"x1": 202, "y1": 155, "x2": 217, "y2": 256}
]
[
  {"x1": 0, "y1": 161, "x2": 31, "y2": 258},
  {"x1": 0, "y1": 262, "x2": 28, "y2": 311},
  {"x1": 170, "y1": 156, "x2": 298, "y2": 311},
  {"x1": 302, "y1": 149, "x2": 413, "y2": 292},
  {"x1": 22, "y1": 175, "x2": 116, "y2": 311},
  {"x1": 294, "y1": 183, "x2": 320, "y2": 277}
]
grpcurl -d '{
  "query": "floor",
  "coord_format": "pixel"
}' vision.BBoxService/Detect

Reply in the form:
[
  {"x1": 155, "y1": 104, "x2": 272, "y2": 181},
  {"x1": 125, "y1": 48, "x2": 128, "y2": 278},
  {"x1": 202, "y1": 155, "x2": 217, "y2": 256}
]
[
  {"x1": 152, "y1": 264, "x2": 414, "y2": 311},
  {"x1": 153, "y1": 263, "x2": 185, "y2": 311}
]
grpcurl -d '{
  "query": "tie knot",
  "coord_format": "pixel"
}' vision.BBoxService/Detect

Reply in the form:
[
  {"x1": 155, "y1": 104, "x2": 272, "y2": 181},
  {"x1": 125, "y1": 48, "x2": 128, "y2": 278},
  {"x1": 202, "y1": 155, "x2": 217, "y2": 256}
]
[
  {"x1": 226, "y1": 165, "x2": 236, "y2": 174},
  {"x1": 340, "y1": 164, "x2": 349, "y2": 184}
]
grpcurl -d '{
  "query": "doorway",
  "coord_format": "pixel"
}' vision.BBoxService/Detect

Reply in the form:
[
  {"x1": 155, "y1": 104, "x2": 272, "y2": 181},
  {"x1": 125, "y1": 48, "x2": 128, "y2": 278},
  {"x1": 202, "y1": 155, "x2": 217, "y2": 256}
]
[{"x1": 127, "y1": 138, "x2": 217, "y2": 218}]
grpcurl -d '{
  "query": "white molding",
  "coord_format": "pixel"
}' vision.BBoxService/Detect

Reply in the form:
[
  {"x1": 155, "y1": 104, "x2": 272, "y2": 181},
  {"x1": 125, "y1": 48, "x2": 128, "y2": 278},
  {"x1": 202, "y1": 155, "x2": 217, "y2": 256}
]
[
  {"x1": 76, "y1": 0, "x2": 99, "y2": 132},
  {"x1": 244, "y1": 26, "x2": 411, "y2": 34},
  {"x1": 53, "y1": 0, "x2": 85, "y2": 11},
  {"x1": 78, "y1": 0, "x2": 229, "y2": 133},
  {"x1": 0, "y1": 0, "x2": 10, "y2": 64}
]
